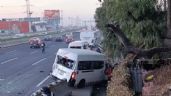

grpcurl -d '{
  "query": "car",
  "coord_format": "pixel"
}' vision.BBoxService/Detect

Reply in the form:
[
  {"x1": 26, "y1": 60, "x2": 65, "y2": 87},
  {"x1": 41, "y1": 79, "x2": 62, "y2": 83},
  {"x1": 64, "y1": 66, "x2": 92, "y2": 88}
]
[
  {"x1": 52, "y1": 48, "x2": 109, "y2": 88},
  {"x1": 54, "y1": 37, "x2": 63, "y2": 42},
  {"x1": 65, "y1": 38, "x2": 73, "y2": 44},
  {"x1": 44, "y1": 36, "x2": 53, "y2": 41},
  {"x1": 65, "y1": 33, "x2": 74, "y2": 44},
  {"x1": 29, "y1": 37, "x2": 43, "y2": 48}
]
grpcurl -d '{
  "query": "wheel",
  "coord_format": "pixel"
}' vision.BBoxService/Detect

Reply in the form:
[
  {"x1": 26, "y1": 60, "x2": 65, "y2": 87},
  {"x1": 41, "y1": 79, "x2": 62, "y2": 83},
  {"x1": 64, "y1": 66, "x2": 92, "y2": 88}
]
[
  {"x1": 77, "y1": 79, "x2": 85, "y2": 88},
  {"x1": 68, "y1": 79, "x2": 75, "y2": 87}
]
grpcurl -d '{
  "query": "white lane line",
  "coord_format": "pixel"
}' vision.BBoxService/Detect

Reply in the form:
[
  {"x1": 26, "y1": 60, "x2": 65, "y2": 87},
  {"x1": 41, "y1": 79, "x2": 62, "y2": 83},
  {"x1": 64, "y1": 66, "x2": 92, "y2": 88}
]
[
  {"x1": 1, "y1": 57, "x2": 18, "y2": 65},
  {"x1": 0, "y1": 78, "x2": 4, "y2": 81},
  {"x1": 6, "y1": 50, "x2": 17, "y2": 54},
  {"x1": 32, "y1": 58, "x2": 47, "y2": 66},
  {"x1": 30, "y1": 51, "x2": 38, "y2": 54},
  {"x1": 36, "y1": 75, "x2": 50, "y2": 87}
]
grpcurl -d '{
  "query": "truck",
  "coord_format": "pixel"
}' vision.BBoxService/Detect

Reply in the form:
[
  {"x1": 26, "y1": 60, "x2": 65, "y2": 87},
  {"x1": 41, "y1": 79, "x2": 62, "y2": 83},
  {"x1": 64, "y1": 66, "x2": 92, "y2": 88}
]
[{"x1": 80, "y1": 31, "x2": 96, "y2": 46}]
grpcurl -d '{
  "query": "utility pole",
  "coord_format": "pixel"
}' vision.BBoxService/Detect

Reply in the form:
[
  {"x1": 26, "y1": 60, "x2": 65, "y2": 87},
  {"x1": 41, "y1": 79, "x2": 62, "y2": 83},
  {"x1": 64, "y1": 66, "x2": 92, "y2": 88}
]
[
  {"x1": 26, "y1": 0, "x2": 32, "y2": 18},
  {"x1": 60, "y1": 10, "x2": 63, "y2": 27}
]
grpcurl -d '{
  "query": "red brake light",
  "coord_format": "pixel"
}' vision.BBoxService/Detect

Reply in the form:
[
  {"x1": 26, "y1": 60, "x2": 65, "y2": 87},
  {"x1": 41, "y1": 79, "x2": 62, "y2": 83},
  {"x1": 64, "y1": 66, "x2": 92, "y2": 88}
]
[{"x1": 71, "y1": 71, "x2": 77, "y2": 80}]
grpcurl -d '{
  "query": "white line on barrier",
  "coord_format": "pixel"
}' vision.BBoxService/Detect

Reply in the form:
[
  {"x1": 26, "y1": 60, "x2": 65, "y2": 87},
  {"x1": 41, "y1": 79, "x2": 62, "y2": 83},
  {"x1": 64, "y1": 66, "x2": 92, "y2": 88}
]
[
  {"x1": 1, "y1": 57, "x2": 18, "y2": 65},
  {"x1": 36, "y1": 75, "x2": 50, "y2": 87},
  {"x1": 32, "y1": 58, "x2": 47, "y2": 66}
]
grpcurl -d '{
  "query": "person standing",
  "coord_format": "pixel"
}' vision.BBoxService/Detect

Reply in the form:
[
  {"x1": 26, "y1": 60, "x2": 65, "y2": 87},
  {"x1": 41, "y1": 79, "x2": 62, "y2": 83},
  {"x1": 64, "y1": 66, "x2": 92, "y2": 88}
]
[{"x1": 41, "y1": 42, "x2": 46, "y2": 53}]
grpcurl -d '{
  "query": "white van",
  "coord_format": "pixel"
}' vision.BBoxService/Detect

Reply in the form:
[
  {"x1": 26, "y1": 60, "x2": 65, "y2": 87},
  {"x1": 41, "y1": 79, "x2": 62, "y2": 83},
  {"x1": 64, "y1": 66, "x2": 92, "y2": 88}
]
[
  {"x1": 68, "y1": 41, "x2": 89, "y2": 49},
  {"x1": 52, "y1": 48, "x2": 108, "y2": 87}
]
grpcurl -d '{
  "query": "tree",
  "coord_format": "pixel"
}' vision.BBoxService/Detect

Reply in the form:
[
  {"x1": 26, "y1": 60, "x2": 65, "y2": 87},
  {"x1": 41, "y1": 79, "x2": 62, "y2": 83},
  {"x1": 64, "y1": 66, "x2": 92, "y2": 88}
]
[{"x1": 95, "y1": 0, "x2": 167, "y2": 59}]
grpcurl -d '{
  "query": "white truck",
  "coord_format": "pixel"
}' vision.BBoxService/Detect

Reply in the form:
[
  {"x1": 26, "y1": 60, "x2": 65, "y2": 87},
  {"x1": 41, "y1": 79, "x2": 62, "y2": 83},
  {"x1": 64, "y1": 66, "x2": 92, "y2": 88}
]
[{"x1": 80, "y1": 31, "x2": 96, "y2": 46}]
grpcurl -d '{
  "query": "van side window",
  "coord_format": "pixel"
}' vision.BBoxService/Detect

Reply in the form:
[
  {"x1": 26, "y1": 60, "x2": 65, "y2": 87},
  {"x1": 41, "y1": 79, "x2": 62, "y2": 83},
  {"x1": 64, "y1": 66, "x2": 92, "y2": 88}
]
[
  {"x1": 78, "y1": 61, "x2": 104, "y2": 70},
  {"x1": 92, "y1": 61, "x2": 104, "y2": 69},
  {"x1": 78, "y1": 61, "x2": 91, "y2": 70}
]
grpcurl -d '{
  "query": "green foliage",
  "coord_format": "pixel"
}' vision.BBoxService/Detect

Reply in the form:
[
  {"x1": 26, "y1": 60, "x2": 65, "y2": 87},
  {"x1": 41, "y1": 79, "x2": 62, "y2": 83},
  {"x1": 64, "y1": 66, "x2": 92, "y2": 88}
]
[{"x1": 95, "y1": 0, "x2": 166, "y2": 58}]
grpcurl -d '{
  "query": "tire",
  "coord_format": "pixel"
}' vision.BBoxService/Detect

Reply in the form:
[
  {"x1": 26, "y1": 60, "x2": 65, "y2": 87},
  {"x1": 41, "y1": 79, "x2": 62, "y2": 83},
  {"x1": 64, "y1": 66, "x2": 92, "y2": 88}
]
[
  {"x1": 77, "y1": 79, "x2": 85, "y2": 88},
  {"x1": 68, "y1": 79, "x2": 75, "y2": 87}
]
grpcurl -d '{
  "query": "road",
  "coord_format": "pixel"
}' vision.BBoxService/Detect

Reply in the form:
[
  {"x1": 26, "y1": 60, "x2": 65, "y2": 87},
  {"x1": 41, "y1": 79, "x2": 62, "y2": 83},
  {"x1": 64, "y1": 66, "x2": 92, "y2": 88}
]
[
  {"x1": 0, "y1": 32, "x2": 106, "y2": 96},
  {"x1": 0, "y1": 40, "x2": 69, "y2": 96},
  {"x1": 0, "y1": 32, "x2": 81, "y2": 96}
]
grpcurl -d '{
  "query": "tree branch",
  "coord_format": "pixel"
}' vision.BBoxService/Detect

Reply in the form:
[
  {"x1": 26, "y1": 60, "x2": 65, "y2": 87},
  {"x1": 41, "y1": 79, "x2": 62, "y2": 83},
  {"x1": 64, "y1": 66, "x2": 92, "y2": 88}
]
[{"x1": 106, "y1": 22, "x2": 171, "y2": 59}]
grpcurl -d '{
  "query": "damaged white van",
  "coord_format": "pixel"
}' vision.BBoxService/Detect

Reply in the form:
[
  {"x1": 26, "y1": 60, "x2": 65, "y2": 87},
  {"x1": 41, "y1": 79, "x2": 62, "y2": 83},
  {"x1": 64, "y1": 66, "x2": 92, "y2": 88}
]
[{"x1": 51, "y1": 48, "x2": 108, "y2": 87}]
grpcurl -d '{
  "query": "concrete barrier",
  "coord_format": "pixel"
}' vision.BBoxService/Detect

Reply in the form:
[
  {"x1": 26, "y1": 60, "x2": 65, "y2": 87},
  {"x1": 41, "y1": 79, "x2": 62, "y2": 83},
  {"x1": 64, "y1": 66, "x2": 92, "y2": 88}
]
[
  {"x1": 0, "y1": 31, "x2": 71, "y2": 48},
  {"x1": 31, "y1": 80, "x2": 67, "y2": 96}
]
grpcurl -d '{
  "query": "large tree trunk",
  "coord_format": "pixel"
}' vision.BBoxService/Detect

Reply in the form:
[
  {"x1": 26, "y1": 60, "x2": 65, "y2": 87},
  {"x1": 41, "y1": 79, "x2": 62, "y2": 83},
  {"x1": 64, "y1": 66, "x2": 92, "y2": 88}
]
[
  {"x1": 164, "y1": 0, "x2": 171, "y2": 47},
  {"x1": 164, "y1": 0, "x2": 167, "y2": 11}
]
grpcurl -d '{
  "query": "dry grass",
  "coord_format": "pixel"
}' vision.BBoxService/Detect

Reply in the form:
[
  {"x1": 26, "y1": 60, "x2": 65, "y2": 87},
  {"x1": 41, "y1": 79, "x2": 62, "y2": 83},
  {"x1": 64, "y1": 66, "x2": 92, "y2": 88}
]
[
  {"x1": 150, "y1": 64, "x2": 171, "y2": 96},
  {"x1": 107, "y1": 53, "x2": 171, "y2": 96},
  {"x1": 107, "y1": 54, "x2": 135, "y2": 96}
]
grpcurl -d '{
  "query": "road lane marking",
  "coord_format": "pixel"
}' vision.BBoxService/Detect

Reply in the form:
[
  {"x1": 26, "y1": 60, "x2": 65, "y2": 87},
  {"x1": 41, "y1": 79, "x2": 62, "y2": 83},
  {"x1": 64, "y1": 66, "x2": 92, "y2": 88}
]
[
  {"x1": 30, "y1": 51, "x2": 38, "y2": 54},
  {"x1": 6, "y1": 50, "x2": 17, "y2": 54},
  {"x1": 0, "y1": 78, "x2": 4, "y2": 81},
  {"x1": 1, "y1": 57, "x2": 18, "y2": 65},
  {"x1": 36, "y1": 75, "x2": 50, "y2": 87},
  {"x1": 32, "y1": 58, "x2": 47, "y2": 66}
]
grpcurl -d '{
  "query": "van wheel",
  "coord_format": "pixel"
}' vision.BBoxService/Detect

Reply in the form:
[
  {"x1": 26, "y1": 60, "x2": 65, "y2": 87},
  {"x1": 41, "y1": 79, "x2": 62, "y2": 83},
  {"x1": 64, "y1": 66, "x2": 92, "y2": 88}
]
[
  {"x1": 77, "y1": 79, "x2": 85, "y2": 88},
  {"x1": 68, "y1": 79, "x2": 75, "y2": 87}
]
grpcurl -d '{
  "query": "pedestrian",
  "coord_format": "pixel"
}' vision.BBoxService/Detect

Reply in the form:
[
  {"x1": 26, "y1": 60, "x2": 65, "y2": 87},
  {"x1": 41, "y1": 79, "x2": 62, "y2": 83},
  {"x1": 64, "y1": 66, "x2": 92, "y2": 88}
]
[{"x1": 41, "y1": 42, "x2": 46, "y2": 53}]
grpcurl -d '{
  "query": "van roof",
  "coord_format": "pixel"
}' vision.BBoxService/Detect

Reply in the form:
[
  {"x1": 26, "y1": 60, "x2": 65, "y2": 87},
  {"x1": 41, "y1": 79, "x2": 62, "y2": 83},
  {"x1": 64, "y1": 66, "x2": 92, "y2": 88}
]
[
  {"x1": 68, "y1": 41, "x2": 88, "y2": 47},
  {"x1": 57, "y1": 48, "x2": 106, "y2": 61}
]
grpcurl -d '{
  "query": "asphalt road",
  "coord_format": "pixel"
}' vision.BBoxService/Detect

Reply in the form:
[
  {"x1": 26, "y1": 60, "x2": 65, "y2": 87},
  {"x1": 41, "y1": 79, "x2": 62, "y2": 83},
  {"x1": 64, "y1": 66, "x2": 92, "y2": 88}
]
[
  {"x1": 0, "y1": 32, "x2": 81, "y2": 96},
  {"x1": 0, "y1": 32, "x2": 106, "y2": 96},
  {"x1": 0, "y1": 40, "x2": 69, "y2": 96}
]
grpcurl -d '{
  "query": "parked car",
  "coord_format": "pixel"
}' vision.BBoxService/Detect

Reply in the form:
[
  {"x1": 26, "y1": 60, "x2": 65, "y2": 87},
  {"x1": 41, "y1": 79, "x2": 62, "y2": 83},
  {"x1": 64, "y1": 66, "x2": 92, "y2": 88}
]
[
  {"x1": 52, "y1": 48, "x2": 109, "y2": 88},
  {"x1": 29, "y1": 37, "x2": 43, "y2": 48}
]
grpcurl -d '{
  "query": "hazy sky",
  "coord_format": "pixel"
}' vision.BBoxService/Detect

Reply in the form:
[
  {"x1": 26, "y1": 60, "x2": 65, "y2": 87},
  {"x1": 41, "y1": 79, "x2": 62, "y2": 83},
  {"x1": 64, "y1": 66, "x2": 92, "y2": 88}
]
[{"x1": 0, "y1": 0, "x2": 100, "y2": 20}]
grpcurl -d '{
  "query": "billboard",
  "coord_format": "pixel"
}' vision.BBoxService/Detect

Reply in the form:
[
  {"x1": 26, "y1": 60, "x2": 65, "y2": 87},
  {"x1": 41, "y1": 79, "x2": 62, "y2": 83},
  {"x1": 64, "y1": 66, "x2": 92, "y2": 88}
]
[{"x1": 44, "y1": 10, "x2": 60, "y2": 19}]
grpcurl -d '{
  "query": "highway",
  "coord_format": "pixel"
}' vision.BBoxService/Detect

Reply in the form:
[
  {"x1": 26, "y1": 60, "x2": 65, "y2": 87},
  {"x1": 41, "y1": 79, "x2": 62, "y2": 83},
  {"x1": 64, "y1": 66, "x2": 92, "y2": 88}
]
[
  {"x1": 0, "y1": 32, "x2": 106, "y2": 96},
  {"x1": 0, "y1": 40, "x2": 69, "y2": 96},
  {"x1": 0, "y1": 32, "x2": 82, "y2": 96}
]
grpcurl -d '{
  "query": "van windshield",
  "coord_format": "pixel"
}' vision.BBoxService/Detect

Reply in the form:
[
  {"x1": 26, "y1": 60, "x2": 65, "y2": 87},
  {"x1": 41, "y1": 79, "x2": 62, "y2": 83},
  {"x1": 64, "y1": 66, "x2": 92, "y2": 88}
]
[{"x1": 57, "y1": 56, "x2": 75, "y2": 69}]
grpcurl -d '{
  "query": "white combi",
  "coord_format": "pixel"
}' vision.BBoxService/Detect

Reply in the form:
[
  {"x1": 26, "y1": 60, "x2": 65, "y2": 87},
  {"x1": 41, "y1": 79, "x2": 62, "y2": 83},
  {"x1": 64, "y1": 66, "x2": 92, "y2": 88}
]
[{"x1": 52, "y1": 48, "x2": 108, "y2": 88}]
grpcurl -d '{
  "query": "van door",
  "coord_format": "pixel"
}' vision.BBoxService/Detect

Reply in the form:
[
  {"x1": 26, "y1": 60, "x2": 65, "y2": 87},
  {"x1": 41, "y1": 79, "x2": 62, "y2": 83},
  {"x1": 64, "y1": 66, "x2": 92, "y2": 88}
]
[
  {"x1": 77, "y1": 61, "x2": 94, "y2": 83},
  {"x1": 77, "y1": 61, "x2": 105, "y2": 83},
  {"x1": 91, "y1": 61, "x2": 105, "y2": 82}
]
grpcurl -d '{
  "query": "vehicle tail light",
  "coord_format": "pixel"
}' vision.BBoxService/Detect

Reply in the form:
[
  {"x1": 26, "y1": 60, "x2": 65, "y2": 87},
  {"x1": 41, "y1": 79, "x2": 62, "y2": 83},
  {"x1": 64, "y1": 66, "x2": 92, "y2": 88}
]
[
  {"x1": 105, "y1": 68, "x2": 113, "y2": 79},
  {"x1": 71, "y1": 71, "x2": 78, "y2": 80}
]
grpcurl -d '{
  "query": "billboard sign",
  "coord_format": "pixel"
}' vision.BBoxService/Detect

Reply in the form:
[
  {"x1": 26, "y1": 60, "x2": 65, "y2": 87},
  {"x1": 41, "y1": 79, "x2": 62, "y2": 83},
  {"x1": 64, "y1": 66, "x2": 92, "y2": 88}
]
[{"x1": 44, "y1": 10, "x2": 60, "y2": 19}]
